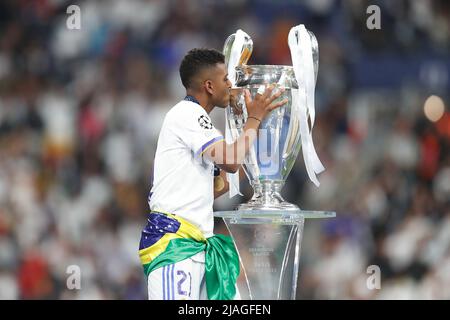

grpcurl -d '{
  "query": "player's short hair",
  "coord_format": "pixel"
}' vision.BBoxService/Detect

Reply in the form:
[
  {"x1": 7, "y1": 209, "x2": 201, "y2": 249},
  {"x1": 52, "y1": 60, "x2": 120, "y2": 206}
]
[{"x1": 179, "y1": 48, "x2": 225, "y2": 89}]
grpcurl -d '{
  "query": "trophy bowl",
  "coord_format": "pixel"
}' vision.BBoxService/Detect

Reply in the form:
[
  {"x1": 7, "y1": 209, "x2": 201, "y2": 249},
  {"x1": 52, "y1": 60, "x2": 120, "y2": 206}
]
[{"x1": 227, "y1": 64, "x2": 303, "y2": 211}]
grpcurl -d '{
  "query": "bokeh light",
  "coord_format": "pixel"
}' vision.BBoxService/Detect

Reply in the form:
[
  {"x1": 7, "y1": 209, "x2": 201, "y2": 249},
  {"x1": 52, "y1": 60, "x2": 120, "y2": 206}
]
[{"x1": 424, "y1": 95, "x2": 445, "y2": 122}]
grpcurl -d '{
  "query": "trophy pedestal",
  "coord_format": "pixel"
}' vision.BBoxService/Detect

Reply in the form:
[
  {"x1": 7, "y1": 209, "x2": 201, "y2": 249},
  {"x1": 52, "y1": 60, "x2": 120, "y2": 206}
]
[{"x1": 214, "y1": 209, "x2": 335, "y2": 300}]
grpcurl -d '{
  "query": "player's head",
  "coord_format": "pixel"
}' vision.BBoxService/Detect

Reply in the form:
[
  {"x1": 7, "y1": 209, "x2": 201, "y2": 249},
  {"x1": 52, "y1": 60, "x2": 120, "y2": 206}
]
[{"x1": 179, "y1": 48, "x2": 232, "y2": 108}]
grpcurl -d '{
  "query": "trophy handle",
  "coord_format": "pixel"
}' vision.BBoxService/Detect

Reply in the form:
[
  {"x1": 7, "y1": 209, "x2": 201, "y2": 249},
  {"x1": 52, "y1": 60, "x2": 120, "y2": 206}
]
[
  {"x1": 223, "y1": 33, "x2": 236, "y2": 67},
  {"x1": 223, "y1": 31, "x2": 253, "y2": 81}
]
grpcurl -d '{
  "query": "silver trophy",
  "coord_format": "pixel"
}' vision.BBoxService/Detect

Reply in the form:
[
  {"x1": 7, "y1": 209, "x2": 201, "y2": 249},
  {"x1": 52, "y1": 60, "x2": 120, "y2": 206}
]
[
  {"x1": 216, "y1": 27, "x2": 335, "y2": 300},
  {"x1": 223, "y1": 30, "x2": 319, "y2": 211}
]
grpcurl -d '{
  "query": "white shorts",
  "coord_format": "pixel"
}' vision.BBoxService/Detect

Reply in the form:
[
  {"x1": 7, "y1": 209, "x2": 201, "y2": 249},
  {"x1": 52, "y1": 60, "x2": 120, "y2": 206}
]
[{"x1": 147, "y1": 251, "x2": 240, "y2": 300}]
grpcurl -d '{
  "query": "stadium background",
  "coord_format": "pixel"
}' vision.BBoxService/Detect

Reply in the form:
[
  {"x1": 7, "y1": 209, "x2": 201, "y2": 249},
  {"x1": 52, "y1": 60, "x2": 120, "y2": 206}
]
[{"x1": 0, "y1": 0, "x2": 449, "y2": 299}]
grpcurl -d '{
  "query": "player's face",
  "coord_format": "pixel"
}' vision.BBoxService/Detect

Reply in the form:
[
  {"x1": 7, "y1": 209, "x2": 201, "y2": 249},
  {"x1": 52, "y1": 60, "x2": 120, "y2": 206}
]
[{"x1": 212, "y1": 63, "x2": 232, "y2": 108}]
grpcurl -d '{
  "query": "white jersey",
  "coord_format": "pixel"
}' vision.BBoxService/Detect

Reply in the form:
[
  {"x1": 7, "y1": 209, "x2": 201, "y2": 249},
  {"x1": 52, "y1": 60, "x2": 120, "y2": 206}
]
[{"x1": 149, "y1": 99, "x2": 223, "y2": 238}]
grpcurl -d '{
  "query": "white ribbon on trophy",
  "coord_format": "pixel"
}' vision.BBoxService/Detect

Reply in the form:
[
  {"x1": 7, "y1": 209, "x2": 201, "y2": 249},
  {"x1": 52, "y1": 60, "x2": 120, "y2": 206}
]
[
  {"x1": 225, "y1": 25, "x2": 324, "y2": 199},
  {"x1": 225, "y1": 29, "x2": 249, "y2": 197},
  {"x1": 288, "y1": 25, "x2": 325, "y2": 186}
]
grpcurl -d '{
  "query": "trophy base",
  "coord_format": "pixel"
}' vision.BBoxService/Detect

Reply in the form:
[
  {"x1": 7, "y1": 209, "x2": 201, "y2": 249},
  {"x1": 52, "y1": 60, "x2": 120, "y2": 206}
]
[
  {"x1": 237, "y1": 201, "x2": 300, "y2": 211},
  {"x1": 237, "y1": 180, "x2": 300, "y2": 211}
]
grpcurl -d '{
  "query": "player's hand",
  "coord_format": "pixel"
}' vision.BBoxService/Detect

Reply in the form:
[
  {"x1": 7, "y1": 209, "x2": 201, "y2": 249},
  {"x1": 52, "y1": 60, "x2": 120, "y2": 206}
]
[{"x1": 244, "y1": 85, "x2": 288, "y2": 122}]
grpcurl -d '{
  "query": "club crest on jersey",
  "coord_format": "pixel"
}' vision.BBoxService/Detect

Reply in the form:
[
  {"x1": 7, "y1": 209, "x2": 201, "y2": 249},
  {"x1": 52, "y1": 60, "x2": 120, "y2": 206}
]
[{"x1": 198, "y1": 115, "x2": 213, "y2": 129}]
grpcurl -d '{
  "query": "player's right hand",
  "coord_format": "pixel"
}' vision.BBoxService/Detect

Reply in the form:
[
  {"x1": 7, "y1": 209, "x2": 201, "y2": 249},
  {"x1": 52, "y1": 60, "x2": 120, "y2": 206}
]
[{"x1": 244, "y1": 85, "x2": 288, "y2": 122}]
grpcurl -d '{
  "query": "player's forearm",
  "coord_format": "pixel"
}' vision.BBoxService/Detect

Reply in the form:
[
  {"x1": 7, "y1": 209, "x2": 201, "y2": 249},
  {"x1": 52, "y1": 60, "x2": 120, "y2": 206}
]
[{"x1": 221, "y1": 117, "x2": 261, "y2": 172}]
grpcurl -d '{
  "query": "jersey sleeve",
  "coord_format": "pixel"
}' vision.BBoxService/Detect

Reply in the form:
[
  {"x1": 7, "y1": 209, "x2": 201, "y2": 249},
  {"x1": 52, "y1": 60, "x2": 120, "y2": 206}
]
[{"x1": 173, "y1": 106, "x2": 224, "y2": 157}]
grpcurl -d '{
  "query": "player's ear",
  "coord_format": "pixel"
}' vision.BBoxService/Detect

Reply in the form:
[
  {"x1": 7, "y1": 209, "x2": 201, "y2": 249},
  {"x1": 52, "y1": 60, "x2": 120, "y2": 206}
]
[{"x1": 204, "y1": 79, "x2": 214, "y2": 95}]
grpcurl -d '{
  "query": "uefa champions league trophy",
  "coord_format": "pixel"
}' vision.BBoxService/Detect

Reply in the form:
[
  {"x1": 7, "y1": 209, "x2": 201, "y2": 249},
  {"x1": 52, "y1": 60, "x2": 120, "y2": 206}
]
[{"x1": 214, "y1": 26, "x2": 335, "y2": 300}]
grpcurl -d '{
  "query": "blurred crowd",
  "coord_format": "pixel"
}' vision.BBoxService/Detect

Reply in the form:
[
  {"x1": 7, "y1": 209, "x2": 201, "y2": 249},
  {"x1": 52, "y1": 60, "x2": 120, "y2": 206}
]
[{"x1": 0, "y1": 0, "x2": 448, "y2": 299}]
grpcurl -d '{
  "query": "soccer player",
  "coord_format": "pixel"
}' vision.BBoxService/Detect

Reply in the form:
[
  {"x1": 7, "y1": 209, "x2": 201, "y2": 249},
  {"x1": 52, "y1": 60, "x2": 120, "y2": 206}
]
[{"x1": 138, "y1": 48, "x2": 287, "y2": 300}]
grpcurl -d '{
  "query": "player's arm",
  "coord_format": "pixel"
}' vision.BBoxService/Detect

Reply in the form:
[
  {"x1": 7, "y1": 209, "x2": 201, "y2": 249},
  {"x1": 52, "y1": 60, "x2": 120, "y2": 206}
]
[
  {"x1": 204, "y1": 86, "x2": 287, "y2": 173},
  {"x1": 213, "y1": 167, "x2": 246, "y2": 199}
]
